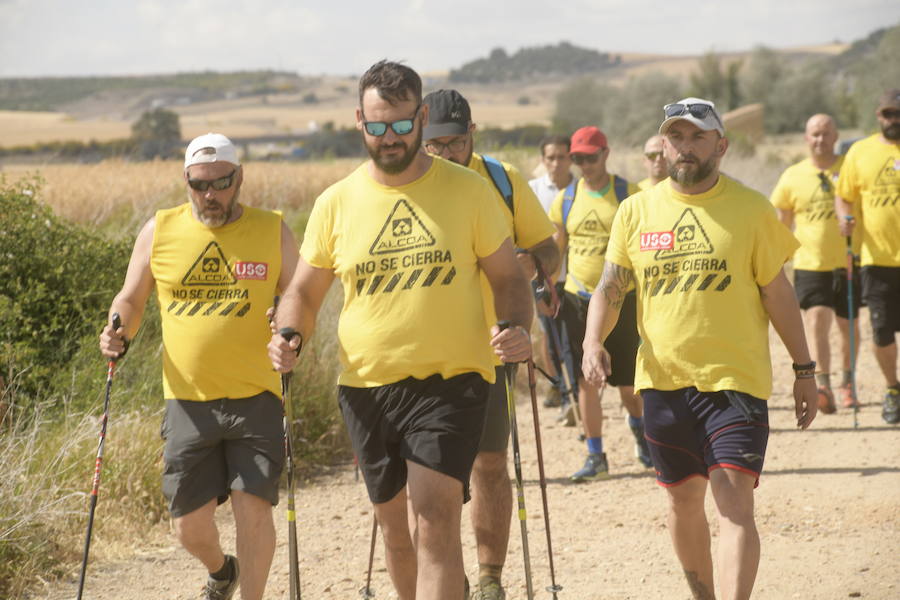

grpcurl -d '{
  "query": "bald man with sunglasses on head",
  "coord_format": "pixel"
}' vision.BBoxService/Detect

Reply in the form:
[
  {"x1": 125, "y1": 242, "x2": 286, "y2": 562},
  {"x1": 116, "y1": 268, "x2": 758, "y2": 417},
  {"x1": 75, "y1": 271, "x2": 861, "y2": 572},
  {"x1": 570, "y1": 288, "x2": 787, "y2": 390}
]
[
  {"x1": 638, "y1": 134, "x2": 668, "y2": 190},
  {"x1": 99, "y1": 133, "x2": 300, "y2": 600}
]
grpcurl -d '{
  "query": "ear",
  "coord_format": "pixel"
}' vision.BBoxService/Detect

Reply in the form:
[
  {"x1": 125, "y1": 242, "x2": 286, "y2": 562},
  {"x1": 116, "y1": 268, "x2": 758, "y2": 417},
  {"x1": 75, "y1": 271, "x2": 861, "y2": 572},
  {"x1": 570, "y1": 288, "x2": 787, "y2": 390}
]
[
  {"x1": 468, "y1": 122, "x2": 477, "y2": 134},
  {"x1": 420, "y1": 103, "x2": 430, "y2": 128},
  {"x1": 716, "y1": 135, "x2": 729, "y2": 157},
  {"x1": 355, "y1": 107, "x2": 364, "y2": 131},
  {"x1": 235, "y1": 165, "x2": 244, "y2": 186}
]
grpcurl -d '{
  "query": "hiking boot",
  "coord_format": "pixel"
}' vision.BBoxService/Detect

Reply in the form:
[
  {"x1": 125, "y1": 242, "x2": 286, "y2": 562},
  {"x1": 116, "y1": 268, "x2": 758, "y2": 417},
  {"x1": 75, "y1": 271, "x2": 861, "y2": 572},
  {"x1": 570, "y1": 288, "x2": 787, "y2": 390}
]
[
  {"x1": 474, "y1": 578, "x2": 506, "y2": 600},
  {"x1": 570, "y1": 452, "x2": 610, "y2": 482},
  {"x1": 630, "y1": 424, "x2": 653, "y2": 469},
  {"x1": 543, "y1": 387, "x2": 562, "y2": 408},
  {"x1": 817, "y1": 386, "x2": 836, "y2": 414},
  {"x1": 882, "y1": 388, "x2": 900, "y2": 425},
  {"x1": 557, "y1": 401, "x2": 576, "y2": 426},
  {"x1": 839, "y1": 383, "x2": 858, "y2": 409},
  {"x1": 204, "y1": 555, "x2": 239, "y2": 600}
]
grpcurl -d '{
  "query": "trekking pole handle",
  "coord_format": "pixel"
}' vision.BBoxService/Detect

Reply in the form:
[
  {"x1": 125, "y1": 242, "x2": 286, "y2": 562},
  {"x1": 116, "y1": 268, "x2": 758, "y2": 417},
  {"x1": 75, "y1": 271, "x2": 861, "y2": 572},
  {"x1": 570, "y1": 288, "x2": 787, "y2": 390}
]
[
  {"x1": 279, "y1": 327, "x2": 303, "y2": 356},
  {"x1": 109, "y1": 312, "x2": 128, "y2": 361}
]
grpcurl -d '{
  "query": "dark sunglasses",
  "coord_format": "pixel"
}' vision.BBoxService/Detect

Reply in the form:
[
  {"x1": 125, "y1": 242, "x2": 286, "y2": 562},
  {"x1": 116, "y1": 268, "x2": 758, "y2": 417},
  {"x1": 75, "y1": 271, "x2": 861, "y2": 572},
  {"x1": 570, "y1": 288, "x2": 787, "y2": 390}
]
[
  {"x1": 664, "y1": 102, "x2": 723, "y2": 127},
  {"x1": 571, "y1": 153, "x2": 601, "y2": 165},
  {"x1": 880, "y1": 108, "x2": 900, "y2": 120},
  {"x1": 644, "y1": 151, "x2": 663, "y2": 160},
  {"x1": 187, "y1": 170, "x2": 236, "y2": 192},
  {"x1": 362, "y1": 105, "x2": 420, "y2": 136},
  {"x1": 424, "y1": 138, "x2": 467, "y2": 154},
  {"x1": 817, "y1": 171, "x2": 832, "y2": 193}
]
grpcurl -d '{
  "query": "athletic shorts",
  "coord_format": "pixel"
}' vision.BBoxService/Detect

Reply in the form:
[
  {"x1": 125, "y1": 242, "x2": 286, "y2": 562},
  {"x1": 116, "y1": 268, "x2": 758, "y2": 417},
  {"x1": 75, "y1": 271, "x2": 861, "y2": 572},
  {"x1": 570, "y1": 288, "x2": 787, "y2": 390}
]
[
  {"x1": 559, "y1": 290, "x2": 638, "y2": 387},
  {"x1": 793, "y1": 268, "x2": 861, "y2": 319},
  {"x1": 862, "y1": 266, "x2": 900, "y2": 347},
  {"x1": 641, "y1": 387, "x2": 769, "y2": 488},
  {"x1": 478, "y1": 366, "x2": 511, "y2": 453},
  {"x1": 338, "y1": 372, "x2": 489, "y2": 505},
  {"x1": 160, "y1": 391, "x2": 285, "y2": 518}
]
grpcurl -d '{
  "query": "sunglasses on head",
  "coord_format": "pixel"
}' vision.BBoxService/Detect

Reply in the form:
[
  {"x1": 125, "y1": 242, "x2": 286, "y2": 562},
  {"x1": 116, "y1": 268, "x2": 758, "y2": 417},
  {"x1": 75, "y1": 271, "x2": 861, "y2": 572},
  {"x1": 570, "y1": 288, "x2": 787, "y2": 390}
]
[
  {"x1": 362, "y1": 105, "x2": 420, "y2": 136},
  {"x1": 187, "y1": 170, "x2": 236, "y2": 192},
  {"x1": 644, "y1": 151, "x2": 663, "y2": 160},
  {"x1": 571, "y1": 152, "x2": 602, "y2": 165},
  {"x1": 664, "y1": 102, "x2": 723, "y2": 127},
  {"x1": 880, "y1": 108, "x2": 900, "y2": 120}
]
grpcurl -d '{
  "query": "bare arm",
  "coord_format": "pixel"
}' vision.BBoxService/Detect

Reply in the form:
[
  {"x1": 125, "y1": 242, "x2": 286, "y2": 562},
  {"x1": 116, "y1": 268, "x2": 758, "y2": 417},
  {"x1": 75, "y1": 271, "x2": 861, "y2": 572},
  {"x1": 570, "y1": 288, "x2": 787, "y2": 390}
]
[
  {"x1": 582, "y1": 260, "x2": 634, "y2": 386},
  {"x1": 518, "y1": 235, "x2": 560, "y2": 280},
  {"x1": 551, "y1": 223, "x2": 567, "y2": 281},
  {"x1": 277, "y1": 220, "x2": 301, "y2": 293},
  {"x1": 759, "y1": 269, "x2": 817, "y2": 429},
  {"x1": 268, "y1": 256, "x2": 335, "y2": 372},
  {"x1": 835, "y1": 195, "x2": 855, "y2": 237},
  {"x1": 99, "y1": 218, "x2": 156, "y2": 358},
  {"x1": 479, "y1": 238, "x2": 534, "y2": 363},
  {"x1": 776, "y1": 208, "x2": 794, "y2": 231}
]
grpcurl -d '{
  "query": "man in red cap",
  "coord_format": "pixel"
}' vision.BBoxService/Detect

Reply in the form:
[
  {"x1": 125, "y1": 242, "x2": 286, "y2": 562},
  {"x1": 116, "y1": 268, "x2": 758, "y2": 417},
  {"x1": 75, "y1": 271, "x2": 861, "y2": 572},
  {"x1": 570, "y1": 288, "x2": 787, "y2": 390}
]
[{"x1": 548, "y1": 126, "x2": 651, "y2": 482}]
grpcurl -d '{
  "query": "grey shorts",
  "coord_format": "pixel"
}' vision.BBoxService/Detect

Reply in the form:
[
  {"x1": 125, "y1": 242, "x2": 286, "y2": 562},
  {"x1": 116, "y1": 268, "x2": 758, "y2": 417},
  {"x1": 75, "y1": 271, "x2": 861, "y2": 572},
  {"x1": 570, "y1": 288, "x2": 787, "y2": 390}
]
[
  {"x1": 478, "y1": 366, "x2": 511, "y2": 453},
  {"x1": 160, "y1": 391, "x2": 285, "y2": 518}
]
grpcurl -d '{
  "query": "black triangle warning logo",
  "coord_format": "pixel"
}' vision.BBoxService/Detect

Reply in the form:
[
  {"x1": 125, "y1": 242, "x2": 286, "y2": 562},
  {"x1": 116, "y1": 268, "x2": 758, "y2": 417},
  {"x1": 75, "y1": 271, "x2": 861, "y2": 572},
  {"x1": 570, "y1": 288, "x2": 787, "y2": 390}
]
[
  {"x1": 572, "y1": 209, "x2": 608, "y2": 237},
  {"x1": 369, "y1": 198, "x2": 436, "y2": 255},
  {"x1": 654, "y1": 208, "x2": 714, "y2": 259},
  {"x1": 182, "y1": 241, "x2": 237, "y2": 286},
  {"x1": 874, "y1": 156, "x2": 900, "y2": 188}
]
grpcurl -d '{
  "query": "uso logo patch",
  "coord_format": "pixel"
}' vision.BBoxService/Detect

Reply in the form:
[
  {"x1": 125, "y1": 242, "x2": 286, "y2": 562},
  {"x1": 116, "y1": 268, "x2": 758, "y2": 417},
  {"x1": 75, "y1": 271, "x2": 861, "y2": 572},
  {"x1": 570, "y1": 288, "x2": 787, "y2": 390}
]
[
  {"x1": 640, "y1": 231, "x2": 674, "y2": 251},
  {"x1": 233, "y1": 262, "x2": 268, "y2": 280}
]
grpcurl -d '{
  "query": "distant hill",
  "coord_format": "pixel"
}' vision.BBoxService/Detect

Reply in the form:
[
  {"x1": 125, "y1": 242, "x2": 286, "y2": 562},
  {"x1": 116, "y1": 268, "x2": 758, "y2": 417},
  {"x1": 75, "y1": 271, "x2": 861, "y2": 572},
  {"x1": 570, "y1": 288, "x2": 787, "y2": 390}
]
[{"x1": 449, "y1": 42, "x2": 620, "y2": 83}]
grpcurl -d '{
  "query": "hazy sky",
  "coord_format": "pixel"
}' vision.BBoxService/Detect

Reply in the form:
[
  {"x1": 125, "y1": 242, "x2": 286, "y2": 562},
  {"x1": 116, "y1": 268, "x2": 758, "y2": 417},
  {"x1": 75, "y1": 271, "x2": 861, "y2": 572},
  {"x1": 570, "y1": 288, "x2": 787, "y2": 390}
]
[{"x1": 1, "y1": 0, "x2": 898, "y2": 78}]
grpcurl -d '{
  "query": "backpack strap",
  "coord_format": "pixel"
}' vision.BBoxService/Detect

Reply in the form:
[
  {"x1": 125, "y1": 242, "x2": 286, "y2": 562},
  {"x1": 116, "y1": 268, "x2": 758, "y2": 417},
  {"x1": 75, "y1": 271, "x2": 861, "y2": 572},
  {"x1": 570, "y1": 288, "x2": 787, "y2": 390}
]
[
  {"x1": 612, "y1": 175, "x2": 629, "y2": 204},
  {"x1": 482, "y1": 154, "x2": 514, "y2": 215},
  {"x1": 562, "y1": 177, "x2": 580, "y2": 228}
]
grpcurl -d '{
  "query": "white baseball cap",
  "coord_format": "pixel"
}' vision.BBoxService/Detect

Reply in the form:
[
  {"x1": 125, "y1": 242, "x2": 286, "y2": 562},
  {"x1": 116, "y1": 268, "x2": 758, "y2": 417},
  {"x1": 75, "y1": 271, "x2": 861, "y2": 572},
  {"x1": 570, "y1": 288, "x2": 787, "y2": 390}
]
[
  {"x1": 659, "y1": 97, "x2": 725, "y2": 136},
  {"x1": 184, "y1": 133, "x2": 241, "y2": 169}
]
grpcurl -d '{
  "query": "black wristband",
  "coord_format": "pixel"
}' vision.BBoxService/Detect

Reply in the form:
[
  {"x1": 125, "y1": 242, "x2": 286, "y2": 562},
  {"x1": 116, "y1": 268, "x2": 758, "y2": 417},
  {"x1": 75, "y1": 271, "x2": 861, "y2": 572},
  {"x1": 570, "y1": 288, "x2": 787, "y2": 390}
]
[{"x1": 791, "y1": 361, "x2": 816, "y2": 372}]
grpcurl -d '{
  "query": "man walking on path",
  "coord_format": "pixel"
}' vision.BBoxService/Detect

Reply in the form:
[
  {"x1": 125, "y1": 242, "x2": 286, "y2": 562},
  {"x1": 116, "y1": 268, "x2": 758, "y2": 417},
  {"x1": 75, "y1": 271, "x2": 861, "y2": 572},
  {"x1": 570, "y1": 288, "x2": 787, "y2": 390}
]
[
  {"x1": 637, "y1": 134, "x2": 667, "y2": 190},
  {"x1": 771, "y1": 113, "x2": 861, "y2": 412},
  {"x1": 835, "y1": 88, "x2": 900, "y2": 425},
  {"x1": 548, "y1": 125, "x2": 652, "y2": 482},
  {"x1": 422, "y1": 89, "x2": 559, "y2": 600},
  {"x1": 99, "y1": 133, "x2": 300, "y2": 600},
  {"x1": 268, "y1": 61, "x2": 533, "y2": 600},
  {"x1": 582, "y1": 97, "x2": 818, "y2": 600}
]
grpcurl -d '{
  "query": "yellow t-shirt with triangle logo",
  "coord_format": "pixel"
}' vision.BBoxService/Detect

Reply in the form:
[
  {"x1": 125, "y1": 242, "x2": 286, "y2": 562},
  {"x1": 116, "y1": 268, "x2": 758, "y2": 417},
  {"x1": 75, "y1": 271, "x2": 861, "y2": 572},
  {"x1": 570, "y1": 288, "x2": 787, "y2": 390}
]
[
  {"x1": 151, "y1": 204, "x2": 282, "y2": 401},
  {"x1": 301, "y1": 158, "x2": 510, "y2": 387},
  {"x1": 770, "y1": 156, "x2": 860, "y2": 271},
  {"x1": 606, "y1": 176, "x2": 799, "y2": 400},
  {"x1": 548, "y1": 175, "x2": 639, "y2": 297},
  {"x1": 835, "y1": 133, "x2": 900, "y2": 267}
]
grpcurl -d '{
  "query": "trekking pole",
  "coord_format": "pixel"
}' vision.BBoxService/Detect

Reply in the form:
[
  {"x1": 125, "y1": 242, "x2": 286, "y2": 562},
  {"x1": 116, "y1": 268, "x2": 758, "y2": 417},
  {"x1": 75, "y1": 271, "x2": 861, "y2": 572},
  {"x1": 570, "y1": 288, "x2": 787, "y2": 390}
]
[
  {"x1": 526, "y1": 358, "x2": 563, "y2": 598},
  {"x1": 76, "y1": 312, "x2": 123, "y2": 600},
  {"x1": 359, "y1": 513, "x2": 378, "y2": 598},
  {"x1": 845, "y1": 227, "x2": 859, "y2": 429},
  {"x1": 279, "y1": 327, "x2": 303, "y2": 599},
  {"x1": 498, "y1": 320, "x2": 535, "y2": 600}
]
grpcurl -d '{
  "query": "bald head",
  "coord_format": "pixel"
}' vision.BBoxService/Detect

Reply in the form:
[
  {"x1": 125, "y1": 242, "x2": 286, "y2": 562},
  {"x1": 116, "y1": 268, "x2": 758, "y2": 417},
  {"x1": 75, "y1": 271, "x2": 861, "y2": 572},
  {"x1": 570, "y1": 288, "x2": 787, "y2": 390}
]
[
  {"x1": 643, "y1": 134, "x2": 667, "y2": 181},
  {"x1": 804, "y1": 114, "x2": 838, "y2": 161}
]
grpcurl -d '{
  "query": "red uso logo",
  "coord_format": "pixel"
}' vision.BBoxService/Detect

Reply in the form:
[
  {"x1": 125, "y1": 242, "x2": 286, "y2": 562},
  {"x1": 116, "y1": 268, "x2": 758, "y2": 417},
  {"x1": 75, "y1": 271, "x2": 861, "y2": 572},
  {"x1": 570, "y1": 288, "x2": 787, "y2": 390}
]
[
  {"x1": 233, "y1": 261, "x2": 268, "y2": 280},
  {"x1": 640, "y1": 231, "x2": 674, "y2": 251}
]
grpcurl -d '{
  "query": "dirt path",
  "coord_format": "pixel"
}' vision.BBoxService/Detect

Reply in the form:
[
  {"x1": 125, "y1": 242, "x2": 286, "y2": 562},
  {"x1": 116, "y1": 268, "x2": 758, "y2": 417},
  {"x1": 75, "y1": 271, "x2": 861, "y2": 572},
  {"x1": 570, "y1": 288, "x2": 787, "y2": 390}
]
[{"x1": 33, "y1": 320, "x2": 899, "y2": 599}]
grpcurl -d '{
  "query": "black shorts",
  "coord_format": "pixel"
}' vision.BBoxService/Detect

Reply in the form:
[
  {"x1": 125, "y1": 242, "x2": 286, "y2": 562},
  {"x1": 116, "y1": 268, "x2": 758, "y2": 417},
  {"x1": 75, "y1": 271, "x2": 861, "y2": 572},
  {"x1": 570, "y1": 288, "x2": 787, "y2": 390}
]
[
  {"x1": 478, "y1": 366, "x2": 510, "y2": 453},
  {"x1": 641, "y1": 388, "x2": 769, "y2": 488},
  {"x1": 862, "y1": 266, "x2": 900, "y2": 347},
  {"x1": 338, "y1": 372, "x2": 489, "y2": 504},
  {"x1": 559, "y1": 290, "x2": 638, "y2": 387},
  {"x1": 161, "y1": 391, "x2": 285, "y2": 518},
  {"x1": 793, "y1": 268, "x2": 861, "y2": 319}
]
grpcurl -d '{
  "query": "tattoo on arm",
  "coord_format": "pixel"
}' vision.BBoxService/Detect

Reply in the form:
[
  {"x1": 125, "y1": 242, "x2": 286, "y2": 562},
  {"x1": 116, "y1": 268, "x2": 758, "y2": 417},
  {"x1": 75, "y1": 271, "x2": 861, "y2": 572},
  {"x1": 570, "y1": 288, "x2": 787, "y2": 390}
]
[
  {"x1": 684, "y1": 570, "x2": 715, "y2": 600},
  {"x1": 598, "y1": 262, "x2": 634, "y2": 309}
]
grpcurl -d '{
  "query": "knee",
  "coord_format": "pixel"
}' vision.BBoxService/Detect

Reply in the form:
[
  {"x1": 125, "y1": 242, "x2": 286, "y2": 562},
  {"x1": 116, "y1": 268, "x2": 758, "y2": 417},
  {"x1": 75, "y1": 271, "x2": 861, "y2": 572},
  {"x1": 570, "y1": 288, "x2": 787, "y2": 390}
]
[{"x1": 473, "y1": 451, "x2": 507, "y2": 479}]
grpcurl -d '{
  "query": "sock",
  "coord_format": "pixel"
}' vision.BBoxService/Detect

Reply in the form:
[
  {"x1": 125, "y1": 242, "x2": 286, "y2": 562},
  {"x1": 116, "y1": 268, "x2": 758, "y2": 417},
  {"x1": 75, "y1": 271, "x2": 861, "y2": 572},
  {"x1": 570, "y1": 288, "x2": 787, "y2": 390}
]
[
  {"x1": 815, "y1": 373, "x2": 831, "y2": 389},
  {"x1": 210, "y1": 556, "x2": 233, "y2": 581},
  {"x1": 586, "y1": 436, "x2": 603, "y2": 455},
  {"x1": 479, "y1": 563, "x2": 503, "y2": 585},
  {"x1": 627, "y1": 415, "x2": 643, "y2": 431},
  {"x1": 842, "y1": 370, "x2": 853, "y2": 386},
  {"x1": 889, "y1": 383, "x2": 900, "y2": 393}
]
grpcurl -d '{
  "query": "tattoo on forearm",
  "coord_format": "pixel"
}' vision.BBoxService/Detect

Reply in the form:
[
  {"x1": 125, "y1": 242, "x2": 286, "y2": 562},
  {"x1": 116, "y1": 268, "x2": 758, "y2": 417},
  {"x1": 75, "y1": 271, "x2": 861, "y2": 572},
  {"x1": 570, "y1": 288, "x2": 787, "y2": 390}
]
[
  {"x1": 684, "y1": 570, "x2": 715, "y2": 600},
  {"x1": 598, "y1": 262, "x2": 634, "y2": 309}
]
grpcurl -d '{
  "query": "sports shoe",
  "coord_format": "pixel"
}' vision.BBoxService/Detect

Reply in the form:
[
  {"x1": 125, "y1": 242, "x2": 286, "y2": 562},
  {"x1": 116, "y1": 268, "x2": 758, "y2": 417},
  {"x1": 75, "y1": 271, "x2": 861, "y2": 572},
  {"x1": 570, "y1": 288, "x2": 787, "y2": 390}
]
[
  {"x1": 817, "y1": 386, "x2": 836, "y2": 414},
  {"x1": 557, "y1": 401, "x2": 576, "y2": 426},
  {"x1": 543, "y1": 387, "x2": 562, "y2": 408},
  {"x1": 882, "y1": 388, "x2": 900, "y2": 425},
  {"x1": 474, "y1": 577, "x2": 506, "y2": 600},
  {"x1": 570, "y1": 452, "x2": 610, "y2": 482},
  {"x1": 839, "y1": 383, "x2": 858, "y2": 408},
  {"x1": 630, "y1": 424, "x2": 653, "y2": 468},
  {"x1": 204, "y1": 555, "x2": 239, "y2": 600}
]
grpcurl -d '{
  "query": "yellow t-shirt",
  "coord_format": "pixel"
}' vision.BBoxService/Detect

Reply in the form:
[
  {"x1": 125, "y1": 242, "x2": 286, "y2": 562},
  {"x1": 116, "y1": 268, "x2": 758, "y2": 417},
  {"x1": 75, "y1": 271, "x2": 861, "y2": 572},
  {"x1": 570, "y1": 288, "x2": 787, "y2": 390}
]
[
  {"x1": 548, "y1": 175, "x2": 639, "y2": 296},
  {"x1": 301, "y1": 158, "x2": 509, "y2": 387},
  {"x1": 606, "y1": 176, "x2": 799, "y2": 400},
  {"x1": 770, "y1": 156, "x2": 858, "y2": 271},
  {"x1": 835, "y1": 133, "x2": 900, "y2": 267},
  {"x1": 469, "y1": 153, "x2": 555, "y2": 363},
  {"x1": 151, "y1": 204, "x2": 282, "y2": 401},
  {"x1": 638, "y1": 177, "x2": 667, "y2": 191}
]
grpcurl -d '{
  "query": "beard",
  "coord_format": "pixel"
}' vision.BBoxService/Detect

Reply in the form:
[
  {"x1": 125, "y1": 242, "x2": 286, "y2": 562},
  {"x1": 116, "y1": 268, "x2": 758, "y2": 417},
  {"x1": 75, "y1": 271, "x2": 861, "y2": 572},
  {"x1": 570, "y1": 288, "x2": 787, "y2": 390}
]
[
  {"x1": 364, "y1": 126, "x2": 422, "y2": 175},
  {"x1": 667, "y1": 153, "x2": 717, "y2": 186},
  {"x1": 190, "y1": 186, "x2": 240, "y2": 227},
  {"x1": 882, "y1": 121, "x2": 900, "y2": 141}
]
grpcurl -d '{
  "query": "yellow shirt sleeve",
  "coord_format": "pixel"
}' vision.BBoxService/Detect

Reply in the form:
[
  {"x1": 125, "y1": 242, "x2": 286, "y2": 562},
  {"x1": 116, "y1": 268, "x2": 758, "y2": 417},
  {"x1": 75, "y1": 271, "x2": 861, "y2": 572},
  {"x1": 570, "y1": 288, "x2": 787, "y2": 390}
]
[
  {"x1": 300, "y1": 187, "x2": 337, "y2": 269},
  {"x1": 752, "y1": 204, "x2": 800, "y2": 286},
  {"x1": 509, "y1": 166, "x2": 556, "y2": 249}
]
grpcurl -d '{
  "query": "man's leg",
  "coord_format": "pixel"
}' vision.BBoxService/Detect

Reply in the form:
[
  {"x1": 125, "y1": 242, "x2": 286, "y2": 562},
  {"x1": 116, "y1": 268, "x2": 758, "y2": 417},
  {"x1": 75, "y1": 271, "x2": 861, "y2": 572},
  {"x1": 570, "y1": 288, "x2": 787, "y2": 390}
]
[
  {"x1": 619, "y1": 385, "x2": 652, "y2": 468},
  {"x1": 571, "y1": 377, "x2": 609, "y2": 481},
  {"x1": 470, "y1": 450, "x2": 511, "y2": 587},
  {"x1": 374, "y1": 488, "x2": 417, "y2": 600},
  {"x1": 174, "y1": 498, "x2": 223, "y2": 572},
  {"x1": 709, "y1": 468, "x2": 760, "y2": 600},
  {"x1": 231, "y1": 490, "x2": 275, "y2": 600},
  {"x1": 407, "y1": 460, "x2": 466, "y2": 600},
  {"x1": 805, "y1": 305, "x2": 837, "y2": 412},
  {"x1": 873, "y1": 341, "x2": 899, "y2": 387},
  {"x1": 666, "y1": 477, "x2": 715, "y2": 600},
  {"x1": 835, "y1": 316, "x2": 860, "y2": 407}
]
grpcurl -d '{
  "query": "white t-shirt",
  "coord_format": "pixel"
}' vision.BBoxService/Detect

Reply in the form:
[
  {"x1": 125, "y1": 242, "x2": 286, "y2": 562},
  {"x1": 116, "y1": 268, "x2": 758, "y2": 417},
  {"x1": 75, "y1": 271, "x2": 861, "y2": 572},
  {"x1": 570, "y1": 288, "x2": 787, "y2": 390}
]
[{"x1": 529, "y1": 172, "x2": 573, "y2": 282}]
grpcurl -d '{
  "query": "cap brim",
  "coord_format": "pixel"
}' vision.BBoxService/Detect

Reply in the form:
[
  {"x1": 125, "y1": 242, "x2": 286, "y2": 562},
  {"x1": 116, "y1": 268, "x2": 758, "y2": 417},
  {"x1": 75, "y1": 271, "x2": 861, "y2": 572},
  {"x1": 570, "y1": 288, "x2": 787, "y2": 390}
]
[
  {"x1": 422, "y1": 122, "x2": 468, "y2": 140},
  {"x1": 659, "y1": 115, "x2": 723, "y2": 136}
]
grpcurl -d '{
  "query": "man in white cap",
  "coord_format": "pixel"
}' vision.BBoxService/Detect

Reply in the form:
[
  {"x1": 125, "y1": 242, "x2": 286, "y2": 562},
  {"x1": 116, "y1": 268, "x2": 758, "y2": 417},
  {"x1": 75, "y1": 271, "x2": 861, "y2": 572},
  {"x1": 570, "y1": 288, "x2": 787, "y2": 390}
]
[
  {"x1": 582, "y1": 98, "x2": 817, "y2": 599},
  {"x1": 99, "y1": 133, "x2": 299, "y2": 600}
]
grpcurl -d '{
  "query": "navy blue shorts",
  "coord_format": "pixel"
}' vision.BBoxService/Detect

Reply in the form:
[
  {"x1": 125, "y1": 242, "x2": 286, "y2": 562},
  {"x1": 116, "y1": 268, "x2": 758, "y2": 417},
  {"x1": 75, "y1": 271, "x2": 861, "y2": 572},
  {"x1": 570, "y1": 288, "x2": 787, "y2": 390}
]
[{"x1": 641, "y1": 387, "x2": 769, "y2": 488}]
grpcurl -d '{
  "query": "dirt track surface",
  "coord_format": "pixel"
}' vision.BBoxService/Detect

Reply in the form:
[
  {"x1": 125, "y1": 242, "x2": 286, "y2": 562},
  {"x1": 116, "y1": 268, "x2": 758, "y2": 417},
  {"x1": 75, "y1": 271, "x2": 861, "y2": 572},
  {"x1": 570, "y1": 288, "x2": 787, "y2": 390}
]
[{"x1": 33, "y1": 318, "x2": 900, "y2": 599}]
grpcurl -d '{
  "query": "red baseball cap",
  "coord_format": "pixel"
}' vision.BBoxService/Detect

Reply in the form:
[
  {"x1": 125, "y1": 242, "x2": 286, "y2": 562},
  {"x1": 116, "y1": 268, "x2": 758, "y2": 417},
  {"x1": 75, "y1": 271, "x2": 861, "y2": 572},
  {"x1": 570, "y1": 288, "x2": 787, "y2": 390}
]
[{"x1": 570, "y1": 126, "x2": 608, "y2": 154}]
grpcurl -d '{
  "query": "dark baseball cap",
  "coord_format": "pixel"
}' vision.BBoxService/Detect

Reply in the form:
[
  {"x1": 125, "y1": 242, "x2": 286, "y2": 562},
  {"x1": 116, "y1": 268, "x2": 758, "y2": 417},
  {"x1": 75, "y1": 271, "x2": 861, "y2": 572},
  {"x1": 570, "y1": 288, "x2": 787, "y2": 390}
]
[
  {"x1": 422, "y1": 89, "x2": 471, "y2": 139},
  {"x1": 878, "y1": 88, "x2": 900, "y2": 112}
]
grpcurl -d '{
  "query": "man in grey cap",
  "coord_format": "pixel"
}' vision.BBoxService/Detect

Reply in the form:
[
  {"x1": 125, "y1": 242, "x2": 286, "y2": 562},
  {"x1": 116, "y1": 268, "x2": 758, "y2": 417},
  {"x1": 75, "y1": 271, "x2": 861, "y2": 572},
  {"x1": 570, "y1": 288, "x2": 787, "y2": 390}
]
[
  {"x1": 99, "y1": 133, "x2": 300, "y2": 600},
  {"x1": 835, "y1": 88, "x2": 900, "y2": 424},
  {"x1": 422, "y1": 89, "x2": 559, "y2": 600},
  {"x1": 581, "y1": 97, "x2": 817, "y2": 600}
]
